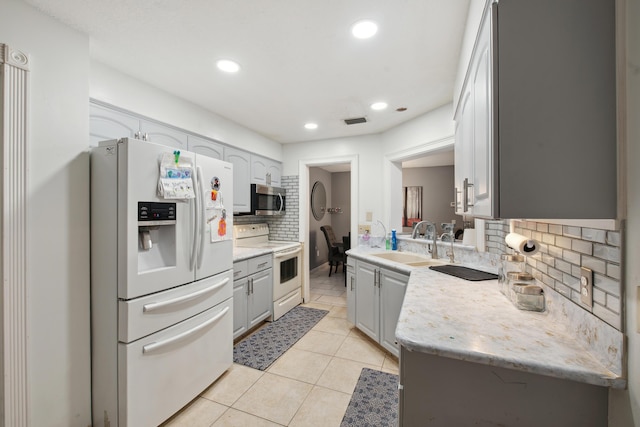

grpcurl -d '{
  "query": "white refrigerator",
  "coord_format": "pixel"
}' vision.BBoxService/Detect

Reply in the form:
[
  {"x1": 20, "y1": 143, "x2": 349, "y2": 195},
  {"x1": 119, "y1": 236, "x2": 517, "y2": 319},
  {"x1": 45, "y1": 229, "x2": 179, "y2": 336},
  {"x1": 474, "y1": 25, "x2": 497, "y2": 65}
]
[{"x1": 91, "y1": 138, "x2": 234, "y2": 427}]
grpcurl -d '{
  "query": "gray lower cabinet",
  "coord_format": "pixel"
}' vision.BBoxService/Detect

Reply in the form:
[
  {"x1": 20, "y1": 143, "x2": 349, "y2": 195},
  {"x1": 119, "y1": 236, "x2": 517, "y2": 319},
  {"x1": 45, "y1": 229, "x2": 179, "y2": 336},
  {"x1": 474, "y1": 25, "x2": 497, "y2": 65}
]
[
  {"x1": 353, "y1": 259, "x2": 408, "y2": 357},
  {"x1": 233, "y1": 255, "x2": 273, "y2": 339},
  {"x1": 399, "y1": 348, "x2": 607, "y2": 426}
]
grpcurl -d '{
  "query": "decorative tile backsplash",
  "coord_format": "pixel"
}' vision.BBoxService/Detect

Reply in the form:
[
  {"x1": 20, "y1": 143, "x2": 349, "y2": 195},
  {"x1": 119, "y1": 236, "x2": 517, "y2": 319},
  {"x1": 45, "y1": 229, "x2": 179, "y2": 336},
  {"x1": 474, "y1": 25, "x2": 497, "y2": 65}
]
[
  {"x1": 233, "y1": 175, "x2": 299, "y2": 242},
  {"x1": 485, "y1": 220, "x2": 623, "y2": 331}
]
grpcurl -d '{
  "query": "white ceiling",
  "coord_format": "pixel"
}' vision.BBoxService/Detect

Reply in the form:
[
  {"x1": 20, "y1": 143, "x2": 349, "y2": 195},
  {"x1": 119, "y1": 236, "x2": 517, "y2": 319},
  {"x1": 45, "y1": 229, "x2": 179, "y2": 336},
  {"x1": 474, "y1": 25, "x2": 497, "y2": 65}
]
[{"x1": 23, "y1": 0, "x2": 470, "y2": 145}]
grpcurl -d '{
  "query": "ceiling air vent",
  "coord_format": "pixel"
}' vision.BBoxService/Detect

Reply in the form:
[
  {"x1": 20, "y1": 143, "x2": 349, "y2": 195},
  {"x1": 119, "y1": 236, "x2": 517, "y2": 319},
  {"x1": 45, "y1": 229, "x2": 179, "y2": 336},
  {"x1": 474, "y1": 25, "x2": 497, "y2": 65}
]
[{"x1": 344, "y1": 117, "x2": 367, "y2": 125}]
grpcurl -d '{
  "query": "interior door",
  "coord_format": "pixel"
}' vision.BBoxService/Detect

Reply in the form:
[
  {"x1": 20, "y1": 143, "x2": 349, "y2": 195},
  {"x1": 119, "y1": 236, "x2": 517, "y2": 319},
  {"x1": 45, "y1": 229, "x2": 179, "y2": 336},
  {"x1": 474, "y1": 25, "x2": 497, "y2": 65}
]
[{"x1": 194, "y1": 154, "x2": 234, "y2": 280}]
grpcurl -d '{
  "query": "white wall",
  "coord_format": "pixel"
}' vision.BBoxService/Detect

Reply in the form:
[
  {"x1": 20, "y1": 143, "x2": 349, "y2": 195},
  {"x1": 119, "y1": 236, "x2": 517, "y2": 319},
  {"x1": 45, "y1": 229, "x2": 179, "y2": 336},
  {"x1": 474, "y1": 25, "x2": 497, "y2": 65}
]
[
  {"x1": 283, "y1": 133, "x2": 384, "y2": 226},
  {"x1": 90, "y1": 61, "x2": 283, "y2": 161},
  {"x1": 331, "y1": 171, "x2": 351, "y2": 239},
  {"x1": 1, "y1": 1, "x2": 92, "y2": 425}
]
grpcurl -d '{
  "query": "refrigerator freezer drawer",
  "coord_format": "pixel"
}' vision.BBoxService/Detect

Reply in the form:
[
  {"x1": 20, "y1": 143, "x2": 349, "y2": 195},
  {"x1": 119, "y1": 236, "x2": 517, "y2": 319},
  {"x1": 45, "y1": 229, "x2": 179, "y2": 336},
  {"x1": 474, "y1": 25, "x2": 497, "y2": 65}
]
[
  {"x1": 118, "y1": 298, "x2": 233, "y2": 427},
  {"x1": 118, "y1": 269, "x2": 233, "y2": 343}
]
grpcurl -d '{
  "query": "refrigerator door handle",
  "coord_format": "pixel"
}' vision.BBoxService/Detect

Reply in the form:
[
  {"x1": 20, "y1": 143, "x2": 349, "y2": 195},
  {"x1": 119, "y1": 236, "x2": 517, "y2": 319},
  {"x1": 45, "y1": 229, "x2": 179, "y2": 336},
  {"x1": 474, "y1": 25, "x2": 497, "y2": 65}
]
[
  {"x1": 197, "y1": 165, "x2": 206, "y2": 268},
  {"x1": 190, "y1": 169, "x2": 199, "y2": 271},
  {"x1": 142, "y1": 277, "x2": 230, "y2": 312},
  {"x1": 142, "y1": 306, "x2": 230, "y2": 354}
]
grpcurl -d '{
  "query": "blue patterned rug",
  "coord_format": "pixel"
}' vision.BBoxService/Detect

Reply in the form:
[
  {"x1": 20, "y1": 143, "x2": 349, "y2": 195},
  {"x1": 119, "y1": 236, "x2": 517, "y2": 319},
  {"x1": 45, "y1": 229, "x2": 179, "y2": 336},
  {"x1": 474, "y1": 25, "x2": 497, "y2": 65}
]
[
  {"x1": 340, "y1": 368, "x2": 399, "y2": 427},
  {"x1": 233, "y1": 306, "x2": 328, "y2": 370}
]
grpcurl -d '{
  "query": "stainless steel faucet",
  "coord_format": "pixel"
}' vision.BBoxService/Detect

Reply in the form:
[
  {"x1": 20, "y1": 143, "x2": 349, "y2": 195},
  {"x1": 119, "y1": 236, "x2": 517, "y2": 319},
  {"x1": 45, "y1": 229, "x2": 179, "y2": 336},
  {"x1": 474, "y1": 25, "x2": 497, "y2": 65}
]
[
  {"x1": 441, "y1": 222, "x2": 456, "y2": 263},
  {"x1": 411, "y1": 220, "x2": 438, "y2": 259}
]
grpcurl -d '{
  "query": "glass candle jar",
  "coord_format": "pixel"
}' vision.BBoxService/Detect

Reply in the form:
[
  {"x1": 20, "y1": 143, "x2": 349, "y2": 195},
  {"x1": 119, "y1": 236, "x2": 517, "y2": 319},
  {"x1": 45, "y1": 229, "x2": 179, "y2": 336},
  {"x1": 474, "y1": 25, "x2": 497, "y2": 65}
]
[{"x1": 499, "y1": 254, "x2": 525, "y2": 296}]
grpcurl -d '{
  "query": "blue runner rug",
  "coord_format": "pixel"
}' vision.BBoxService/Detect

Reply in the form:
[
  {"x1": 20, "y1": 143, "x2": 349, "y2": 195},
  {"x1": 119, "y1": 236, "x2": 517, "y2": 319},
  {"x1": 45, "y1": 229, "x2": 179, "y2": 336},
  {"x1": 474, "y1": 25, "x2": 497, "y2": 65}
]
[
  {"x1": 233, "y1": 306, "x2": 328, "y2": 370},
  {"x1": 340, "y1": 368, "x2": 399, "y2": 427}
]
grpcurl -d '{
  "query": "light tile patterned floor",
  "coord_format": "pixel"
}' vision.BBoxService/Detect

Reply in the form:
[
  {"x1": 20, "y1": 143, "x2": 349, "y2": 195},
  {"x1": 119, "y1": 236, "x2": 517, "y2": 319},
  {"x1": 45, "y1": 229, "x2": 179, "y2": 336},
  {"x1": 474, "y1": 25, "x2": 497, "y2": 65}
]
[{"x1": 161, "y1": 262, "x2": 399, "y2": 427}]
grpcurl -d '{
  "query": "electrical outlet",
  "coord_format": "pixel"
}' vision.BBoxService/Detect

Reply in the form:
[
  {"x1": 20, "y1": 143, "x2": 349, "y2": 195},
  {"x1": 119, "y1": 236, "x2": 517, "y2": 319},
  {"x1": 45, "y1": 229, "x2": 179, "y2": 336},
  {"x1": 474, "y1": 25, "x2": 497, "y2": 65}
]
[
  {"x1": 366, "y1": 211, "x2": 373, "y2": 222},
  {"x1": 358, "y1": 224, "x2": 371, "y2": 234},
  {"x1": 580, "y1": 267, "x2": 593, "y2": 307}
]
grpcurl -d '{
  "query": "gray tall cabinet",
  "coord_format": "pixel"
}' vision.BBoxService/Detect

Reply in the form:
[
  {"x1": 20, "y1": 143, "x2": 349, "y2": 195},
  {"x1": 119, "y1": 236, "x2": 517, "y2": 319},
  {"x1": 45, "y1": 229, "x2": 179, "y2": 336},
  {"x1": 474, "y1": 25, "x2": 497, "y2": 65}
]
[{"x1": 454, "y1": 0, "x2": 617, "y2": 220}]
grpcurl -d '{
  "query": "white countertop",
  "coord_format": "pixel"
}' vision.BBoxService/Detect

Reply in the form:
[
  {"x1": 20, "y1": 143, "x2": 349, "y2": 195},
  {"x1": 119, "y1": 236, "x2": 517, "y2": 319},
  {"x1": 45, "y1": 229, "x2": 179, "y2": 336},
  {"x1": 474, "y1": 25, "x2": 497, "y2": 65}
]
[
  {"x1": 233, "y1": 246, "x2": 273, "y2": 262},
  {"x1": 347, "y1": 247, "x2": 625, "y2": 389}
]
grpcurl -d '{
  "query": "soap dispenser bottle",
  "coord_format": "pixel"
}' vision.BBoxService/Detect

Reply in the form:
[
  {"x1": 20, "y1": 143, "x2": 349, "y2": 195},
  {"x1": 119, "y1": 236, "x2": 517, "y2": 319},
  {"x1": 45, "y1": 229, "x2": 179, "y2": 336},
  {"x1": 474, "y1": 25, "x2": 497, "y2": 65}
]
[{"x1": 391, "y1": 229, "x2": 397, "y2": 250}]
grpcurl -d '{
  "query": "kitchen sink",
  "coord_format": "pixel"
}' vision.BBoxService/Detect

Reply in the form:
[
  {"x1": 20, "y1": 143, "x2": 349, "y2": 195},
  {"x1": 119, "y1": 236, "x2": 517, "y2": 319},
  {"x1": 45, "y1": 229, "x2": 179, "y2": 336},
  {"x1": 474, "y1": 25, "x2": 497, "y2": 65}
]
[{"x1": 370, "y1": 252, "x2": 447, "y2": 267}]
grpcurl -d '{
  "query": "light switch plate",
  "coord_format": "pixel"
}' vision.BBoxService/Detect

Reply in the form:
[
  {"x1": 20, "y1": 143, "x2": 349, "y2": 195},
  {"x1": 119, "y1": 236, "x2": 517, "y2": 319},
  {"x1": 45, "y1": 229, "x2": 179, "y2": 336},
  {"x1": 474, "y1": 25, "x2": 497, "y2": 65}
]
[
  {"x1": 366, "y1": 211, "x2": 373, "y2": 222},
  {"x1": 580, "y1": 267, "x2": 593, "y2": 307}
]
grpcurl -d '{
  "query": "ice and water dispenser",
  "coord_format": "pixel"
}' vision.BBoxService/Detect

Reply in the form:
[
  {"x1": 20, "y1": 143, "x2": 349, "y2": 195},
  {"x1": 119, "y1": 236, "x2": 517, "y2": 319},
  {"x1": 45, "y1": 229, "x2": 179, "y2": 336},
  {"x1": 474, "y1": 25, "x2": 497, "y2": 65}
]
[{"x1": 137, "y1": 201, "x2": 177, "y2": 272}]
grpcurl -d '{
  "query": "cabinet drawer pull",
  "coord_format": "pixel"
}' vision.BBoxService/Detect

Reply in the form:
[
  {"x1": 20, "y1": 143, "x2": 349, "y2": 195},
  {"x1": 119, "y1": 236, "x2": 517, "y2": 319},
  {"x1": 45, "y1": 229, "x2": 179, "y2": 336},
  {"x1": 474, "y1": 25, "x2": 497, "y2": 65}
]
[
  {"x1": 142, "y1": 306, "x2": 230, "y2": 354},
  {"x1": 257, "y1": 262, "x2": 268, "y2": 268},
  {"x1": 143, "y1": 278, "x2": 229, "y2": 312}
]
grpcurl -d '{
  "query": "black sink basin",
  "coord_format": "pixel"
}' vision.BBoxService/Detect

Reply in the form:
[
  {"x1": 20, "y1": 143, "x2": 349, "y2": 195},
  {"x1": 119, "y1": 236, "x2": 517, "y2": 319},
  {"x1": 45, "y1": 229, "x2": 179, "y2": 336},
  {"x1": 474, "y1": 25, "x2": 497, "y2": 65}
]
[{"x1": 429, "y1": 265, "x2": 498, "y2": 281}]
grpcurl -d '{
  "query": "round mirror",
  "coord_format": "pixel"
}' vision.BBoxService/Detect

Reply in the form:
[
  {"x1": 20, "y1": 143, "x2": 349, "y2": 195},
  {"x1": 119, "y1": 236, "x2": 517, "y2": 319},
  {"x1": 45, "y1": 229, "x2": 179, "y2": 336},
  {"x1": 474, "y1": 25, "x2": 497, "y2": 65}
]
[{"x1": 311, "y1": 181, "x2": 326, "y2": 220}]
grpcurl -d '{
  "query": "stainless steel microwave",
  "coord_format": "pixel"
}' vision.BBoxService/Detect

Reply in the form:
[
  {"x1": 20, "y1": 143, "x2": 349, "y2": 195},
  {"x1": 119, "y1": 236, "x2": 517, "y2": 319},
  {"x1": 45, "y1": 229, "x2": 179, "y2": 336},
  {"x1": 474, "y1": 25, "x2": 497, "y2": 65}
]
[{"x1": 250, "y1": 184, "x2": 286, "y2": 216}]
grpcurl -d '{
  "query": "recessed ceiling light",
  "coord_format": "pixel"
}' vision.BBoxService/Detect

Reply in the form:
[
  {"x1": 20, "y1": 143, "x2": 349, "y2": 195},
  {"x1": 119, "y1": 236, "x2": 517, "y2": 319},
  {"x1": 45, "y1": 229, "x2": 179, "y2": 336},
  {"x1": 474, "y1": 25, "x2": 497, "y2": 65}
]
[
  {"x1": 371, "y1": 102, "x2": 388, "y2": 111},
  {"x1": 304, "y1": 123, "x2": 318, "y2": 130},
  {"x1": 351, "y1": 20, "x2": 378, "y2": 39},
  {"x1": 216, "y1": 59, "x2": 240, "y2": 73}
]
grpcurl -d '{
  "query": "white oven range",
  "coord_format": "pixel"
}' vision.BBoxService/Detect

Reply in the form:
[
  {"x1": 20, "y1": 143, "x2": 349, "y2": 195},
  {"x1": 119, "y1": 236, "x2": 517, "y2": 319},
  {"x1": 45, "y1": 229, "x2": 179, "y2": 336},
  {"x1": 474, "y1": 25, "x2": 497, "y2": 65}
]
[{"x1": 234, "y1": 224, "x2": 302, "y2": 320}]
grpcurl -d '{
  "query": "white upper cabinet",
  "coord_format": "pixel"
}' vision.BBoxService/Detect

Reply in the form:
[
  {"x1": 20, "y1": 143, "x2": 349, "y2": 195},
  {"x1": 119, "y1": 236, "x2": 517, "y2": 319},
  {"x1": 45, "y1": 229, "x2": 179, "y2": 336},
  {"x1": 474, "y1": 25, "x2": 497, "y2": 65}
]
[
  {"x1": 224, "y1": 147, "x2": 251, "y2": 214},
  {"x1": 250, "y1": 154, "x2": 282, "y2": 187},
  {"x1": 454, "y1": 0, "x2": 616, "y2": 220},
  {"x1": 188, "y1": 135, "x2": 224, "y2": 160},
  {"x1": 90, "y1": 103, "x2": 187, "y2": 150},
  {"x1": 139, "y1": 119, "x2": 187, "y2": 150},
  {"x1": 90, "y1": 104, "x2": 139, "y2": 146}
]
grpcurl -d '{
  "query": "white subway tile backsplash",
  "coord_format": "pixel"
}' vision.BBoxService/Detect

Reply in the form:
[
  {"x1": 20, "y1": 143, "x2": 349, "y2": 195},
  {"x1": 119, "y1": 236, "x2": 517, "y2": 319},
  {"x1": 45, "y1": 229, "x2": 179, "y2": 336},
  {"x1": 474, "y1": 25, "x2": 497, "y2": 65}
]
[
  {"x1": 562, "y1": 249, "x2": 581, "y2": 265},
  {"x1": 581, "y1": 256, "x2": 607, "y2": 274},
  {"x1": 607, "y1": 263, "x2": 621, "y2": 280},
  {"x1": 606, "y1": 294, "x2": 621, "y2": 314},
  {"x1": 593, "y1": 273, "x2": 621, "y2": 297},
  {"x1": 572, "y1": 239, "x2": 593, "y2": 255},
  {"x1": 606, "y1": 231, "x2": 621, "y2": 247},
  {"x1": 593, "y1": 244, "x2": 621, "y2": 263},
  {"x1": 593, "y1": 288, "x2": 607, "y2": 306},
  {"x1": 556, "y1": 236, "x2": 572, "y2": 249},
  {"x1": 485, "y1": 219, "x2": 622, "y2": 331},
  {"x1": 582, "y1": 228, "x2": 607, "y2": 243},
  {"x1": 556, "y1": 259, "x2": 572, "y2": 274},
  {"x1": 549, "y1": 224, "x2": 563, "y2": 235},
  {"x1": 555, "y1": 282, "x2": 572, "y2": 297},
  {"x1": 563, "y1": 225, "x2": 582, "y2": 238},
  {"x1": 593, "y1": 304, "x2": 621, "y2": 330}
]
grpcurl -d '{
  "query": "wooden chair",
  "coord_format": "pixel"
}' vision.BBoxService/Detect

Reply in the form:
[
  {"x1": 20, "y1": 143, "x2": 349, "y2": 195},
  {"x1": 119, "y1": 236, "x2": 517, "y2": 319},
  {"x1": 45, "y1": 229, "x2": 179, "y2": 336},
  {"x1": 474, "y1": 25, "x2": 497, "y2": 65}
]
[{"x1": 320, "y1": 225, "x2": 345, "y2": 276}]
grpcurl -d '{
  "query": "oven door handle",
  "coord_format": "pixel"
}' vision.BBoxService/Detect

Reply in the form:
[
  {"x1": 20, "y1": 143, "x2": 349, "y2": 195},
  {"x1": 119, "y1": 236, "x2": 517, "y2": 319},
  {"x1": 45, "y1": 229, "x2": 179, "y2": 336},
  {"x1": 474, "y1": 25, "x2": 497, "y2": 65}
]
[
  {"x1": 142, "y1": 277, "x2": 230, "y2": 313},
  {"x1": 142, "y1": 306, "x2": 230, "y2": 354},
  {"x1": 274, "y1": 247, "x2": 301, "y2": 258}
]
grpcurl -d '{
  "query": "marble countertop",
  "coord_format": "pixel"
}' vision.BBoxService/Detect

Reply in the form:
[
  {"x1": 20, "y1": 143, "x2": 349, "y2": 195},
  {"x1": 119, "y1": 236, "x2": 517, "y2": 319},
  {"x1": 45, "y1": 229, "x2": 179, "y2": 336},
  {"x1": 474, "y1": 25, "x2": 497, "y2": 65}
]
[{"x1": 347, "y1": 247, "x2": 626, "y2": 389}]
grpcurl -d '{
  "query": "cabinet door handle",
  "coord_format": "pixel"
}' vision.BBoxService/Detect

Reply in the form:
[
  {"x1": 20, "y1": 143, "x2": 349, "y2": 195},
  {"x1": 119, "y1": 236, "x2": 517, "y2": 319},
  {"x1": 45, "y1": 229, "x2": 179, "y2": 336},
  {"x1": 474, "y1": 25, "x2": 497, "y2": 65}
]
[
  {"x1": 463, "y1": 178, "x2": 474, "y2": 212},
  {"x1": 250, "y1": 278, "x2": 254, "y2": 294},
  {"x1": 350, "y1": 276, "x2": 354, "y2": 291}
]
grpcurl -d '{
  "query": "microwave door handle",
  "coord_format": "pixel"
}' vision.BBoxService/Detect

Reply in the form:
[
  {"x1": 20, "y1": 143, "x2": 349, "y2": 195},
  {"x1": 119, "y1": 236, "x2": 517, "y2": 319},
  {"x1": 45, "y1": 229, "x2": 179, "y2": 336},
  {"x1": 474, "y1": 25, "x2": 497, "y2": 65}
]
[
  {"x1": 190, "y1": 169, "x2": 199, "y2": 271},
  {"x1": 277, "y1": 192, "x2": 283, "y2": 214},
  {"x1": 197, "y1": 166, "x2": 206, "y2": 268}
]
